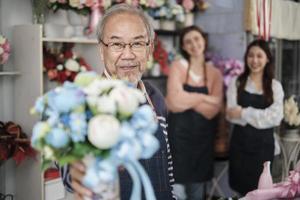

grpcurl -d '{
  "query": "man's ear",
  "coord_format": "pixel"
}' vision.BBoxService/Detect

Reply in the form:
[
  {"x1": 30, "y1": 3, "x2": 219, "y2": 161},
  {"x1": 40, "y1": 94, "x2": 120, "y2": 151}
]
[{"x1": 99, "y1": 45, "x2": 104, "y2": 62}]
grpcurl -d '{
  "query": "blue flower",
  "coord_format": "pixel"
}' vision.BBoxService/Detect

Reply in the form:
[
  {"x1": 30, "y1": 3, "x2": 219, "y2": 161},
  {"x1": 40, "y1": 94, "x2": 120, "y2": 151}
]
[
  {"x1": 130, "y1": 105, "x2": 157, "y2": 133},
  {"x1": 69, "y1": 112, "x2": 87, "y2": 142},
  {"x1": 45, "y1": 127, "x2": 70, "y2": 148},
  {"x1": 32, "y1": 122, "x2": 50, "y2": 149},
  {"x1": 47, "y1": 82, "x2": 85, "y2": 113},
  {"x1": 119, "y1": 121, "x2": 136, "y2": 139}
]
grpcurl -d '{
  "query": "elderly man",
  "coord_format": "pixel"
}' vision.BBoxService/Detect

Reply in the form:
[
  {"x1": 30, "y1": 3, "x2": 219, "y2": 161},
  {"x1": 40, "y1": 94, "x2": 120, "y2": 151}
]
[{"x1": 59, "y1": 3, "x2": 175, "y2": 200}]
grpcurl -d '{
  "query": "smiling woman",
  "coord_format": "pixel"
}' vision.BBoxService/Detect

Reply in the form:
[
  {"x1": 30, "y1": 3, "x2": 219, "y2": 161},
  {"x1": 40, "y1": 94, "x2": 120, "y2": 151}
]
[{"x1": 226, "y1": 39, "x2": 284, "y2": 196}]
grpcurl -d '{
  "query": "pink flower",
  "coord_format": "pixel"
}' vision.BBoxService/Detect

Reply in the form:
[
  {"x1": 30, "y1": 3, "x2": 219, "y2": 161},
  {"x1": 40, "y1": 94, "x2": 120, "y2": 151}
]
[
  {"x1": 84, "y1": 0, "x2": 95, "y2": 7},
  {"x1": 0, "y1": 52, "x2": 9, "y2": 64},
  {"x1": 2, "y1": 41, "x2": 10, "y2": 52}
]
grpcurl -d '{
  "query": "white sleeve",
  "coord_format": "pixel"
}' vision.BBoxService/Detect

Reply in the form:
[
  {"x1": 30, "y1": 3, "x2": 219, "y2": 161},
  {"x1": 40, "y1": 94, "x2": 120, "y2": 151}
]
[
  {"x1": 241, "y1": 80, "x2": 284, "y2": 129},
  {"x1": 226, "y1": 77, "x2": 247, "y2": 126}
]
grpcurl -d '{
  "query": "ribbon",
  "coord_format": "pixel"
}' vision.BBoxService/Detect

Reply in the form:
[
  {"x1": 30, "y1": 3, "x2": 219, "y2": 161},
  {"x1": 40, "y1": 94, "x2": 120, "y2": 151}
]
[{"x1": 86, "y1": 0, "x2": 102, "y2": 35}]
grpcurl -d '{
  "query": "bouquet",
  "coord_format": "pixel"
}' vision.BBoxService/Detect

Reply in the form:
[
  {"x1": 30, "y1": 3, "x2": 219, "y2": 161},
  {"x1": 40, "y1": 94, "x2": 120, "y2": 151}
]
[
  {"x1": 31, "y1": 72, "x2": 159, "y2": 199},
  {"x1": 207, "y1": 53, "x2": 244, "y2": 90},
  {"x1": 43, "y1": 43, "x2": 92, "y2": 84},
  {"x1": 0, "y1": 121, "x2": 36, "y2": 165},
  {"x1": 0, "y1": 34, "x2": 10, "y2": 65},
  {"x1": 283, "y1": 95, "x2": 300, "y2": 129}
]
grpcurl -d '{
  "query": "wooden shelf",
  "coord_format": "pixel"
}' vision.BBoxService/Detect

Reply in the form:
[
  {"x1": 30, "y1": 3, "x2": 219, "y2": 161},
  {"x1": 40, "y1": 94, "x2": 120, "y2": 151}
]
[
  {"x1": 43, "y1": 37, "x2": 98, "y2": 44},
  {"x1": 0, "y1": 71, "x2": 20, "y2": 76},
  {"x1": 155, "y1": 29, "x2": 179, "y2": 36}
]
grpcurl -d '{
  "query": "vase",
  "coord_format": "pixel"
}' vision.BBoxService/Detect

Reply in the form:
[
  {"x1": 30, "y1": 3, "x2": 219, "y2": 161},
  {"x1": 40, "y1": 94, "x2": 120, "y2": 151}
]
[
  {"x1": 151, "y1": 63, "x2": 161, "y2": 77},
  {"x1": 283, "y1": 128, "x2": 300, "y2": 139},
  {"x1": 184, "y1": 13, "x2": 194, "y2": 27},
  {"x1": 44, "y1": 10, "x2": 69, "y2": 38},
  {"x1": 46, "y1": 10, "x2": 69, "y2": 26},
  {"x1": 67, "y1": 10, "x2": 89, "y2": 38},
  {"x1": 160, "y1": 20, "x2": 176, "y2": 31}
]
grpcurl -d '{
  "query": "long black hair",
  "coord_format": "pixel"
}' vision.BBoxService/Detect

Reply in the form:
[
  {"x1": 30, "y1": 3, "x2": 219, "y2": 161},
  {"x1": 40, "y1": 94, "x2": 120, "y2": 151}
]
[{"x1": 237, "y1": 39, "x2": 274, "y2": 105}]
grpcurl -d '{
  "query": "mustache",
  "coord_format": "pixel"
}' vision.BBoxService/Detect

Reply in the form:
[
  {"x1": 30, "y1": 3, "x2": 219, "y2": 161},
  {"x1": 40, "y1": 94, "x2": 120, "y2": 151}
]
[{"x1": 116, "y1": 62, "x2": 139, "y2": 68}]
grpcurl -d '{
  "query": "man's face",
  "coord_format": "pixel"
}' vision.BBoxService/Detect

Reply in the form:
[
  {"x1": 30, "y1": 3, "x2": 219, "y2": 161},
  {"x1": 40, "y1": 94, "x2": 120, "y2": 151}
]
[{"x1": 99, "y1": 13, "x2": 153, "y2": 85}]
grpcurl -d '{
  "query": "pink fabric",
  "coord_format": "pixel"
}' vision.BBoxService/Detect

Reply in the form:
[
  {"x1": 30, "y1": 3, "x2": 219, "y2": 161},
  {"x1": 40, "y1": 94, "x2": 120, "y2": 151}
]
[{"x1": 244, "y1": 161, "x2": 300, "y2": 200}]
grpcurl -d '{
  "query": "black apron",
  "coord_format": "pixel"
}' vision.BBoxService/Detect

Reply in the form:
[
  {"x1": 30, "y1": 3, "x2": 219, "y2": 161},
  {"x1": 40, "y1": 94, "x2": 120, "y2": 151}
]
[
  {"x1": 229, "y1": 90, "x2": 274, "y2": 195},
  {"x1": 168, "y1": 84, "x2": 217, "y2": 183}
]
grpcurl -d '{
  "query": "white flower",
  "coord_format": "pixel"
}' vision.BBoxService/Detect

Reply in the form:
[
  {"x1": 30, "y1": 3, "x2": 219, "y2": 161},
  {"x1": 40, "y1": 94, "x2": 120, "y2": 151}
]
[
  {"x1": 0, "y1": 47, "x2": 3, "y2": 55},
  {"x1": 0, "y1": 36, "x2": 5, "y2": 45},
  {"x1": 96, "y1": 95, "x2": 117, "y2": 115},
  {"x1": 284, "y1": 95, "x2": 300, "y2": 127},
  {"x1": 57, "y1": 64, "x2": 64, "y2": 71},
  {"x1": 88, "y1": 115, "x2": 120, "y2": 149},
  {"x1": 80, "y1": 66, "x2": 87, "y2": 72},
  {"x1": 69, "y1": 0, "x2": 81, "y2": 8},
  {"x1": 110, "y1": 86, "x2": 140, "y2": 116},
  {"x1": 43, "y1": 146, "x2": 55, "y2": 160},
  {"x1": 65, "y1": 59, "x2": 80, "y2": 72}
]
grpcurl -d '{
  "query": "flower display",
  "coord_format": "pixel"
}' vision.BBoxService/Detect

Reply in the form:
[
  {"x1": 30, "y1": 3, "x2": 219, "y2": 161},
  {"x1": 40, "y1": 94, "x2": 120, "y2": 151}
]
[
  {"x1": 207, "y1": 53, "x2": 244, "y2": 90},
  {"x1": 43, "y1": 43, "x2": 92, "y2": 84},
  {"x1": 47, "y1": 0, "x2": 100, "y2": 15},
  {"x1": 0, "y1": 35, "x2": 10, "y2": 65},
  {"x1": 0, "y1": 121, "x2": 36, "y2": 165},
  {"x1": 284, "y1": 95, "x2": 300, "y2": 129},
  {"x1": 177, "y1": 0, "x2": 209, "y2": 13},
  {"x1": 152, "y1": 35, "x2": 170, "y2": 75},
  {"x1": 31, "y1": 72, "x2": 159, "y2": 198}
]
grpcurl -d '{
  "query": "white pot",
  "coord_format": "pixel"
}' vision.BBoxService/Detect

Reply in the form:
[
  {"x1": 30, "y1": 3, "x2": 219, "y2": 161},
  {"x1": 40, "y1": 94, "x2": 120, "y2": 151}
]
[
  {"x1": 160, "y1": 20, "x2": 176, "y2": 31},
  {"x1": 184, "y1": 13, "x2": 194, "y2": 27},
  {"x1": 67, "y1": 10, "x2": 89, "y2": 37},
  {"x1": 46, "y1": 10, "x2": 69, "y2": 26},
  {"x1": 151, "y1": 63, "x2": 161, "y2": 77}
]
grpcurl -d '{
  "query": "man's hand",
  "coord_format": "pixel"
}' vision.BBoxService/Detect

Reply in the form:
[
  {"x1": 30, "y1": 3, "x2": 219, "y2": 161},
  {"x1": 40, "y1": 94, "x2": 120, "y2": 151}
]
[
  {"x1": 203, "y1": 95, "x2": 221, "y2": 105},
  {"x1": 226, "y1": 106, "x2": 242, "y2": 120},
  {"x1": 70, "y1": 161, "x2": 93, "y2": 200}
]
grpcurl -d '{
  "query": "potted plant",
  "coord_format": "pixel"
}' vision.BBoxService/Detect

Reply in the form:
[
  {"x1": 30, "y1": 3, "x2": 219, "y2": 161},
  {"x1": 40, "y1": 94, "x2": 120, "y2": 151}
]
[{"x1": 283, "y1": 95, "x2": 300, "y2": 138}]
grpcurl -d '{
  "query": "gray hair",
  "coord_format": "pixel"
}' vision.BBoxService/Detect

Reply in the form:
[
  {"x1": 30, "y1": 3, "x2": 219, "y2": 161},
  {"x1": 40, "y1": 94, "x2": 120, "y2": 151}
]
[{"x1": 96, "y1": 3, "x2": 155, "y2": 43}]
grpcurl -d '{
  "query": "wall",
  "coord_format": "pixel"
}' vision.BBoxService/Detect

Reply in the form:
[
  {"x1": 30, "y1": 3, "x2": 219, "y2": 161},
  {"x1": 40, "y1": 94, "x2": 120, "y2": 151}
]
[{"x1": 196, "y1": 0, "x2": 246, "y2": 61}]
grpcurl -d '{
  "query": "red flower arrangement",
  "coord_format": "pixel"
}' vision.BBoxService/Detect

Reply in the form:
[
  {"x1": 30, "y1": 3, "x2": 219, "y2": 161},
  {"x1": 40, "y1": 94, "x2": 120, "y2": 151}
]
[
  {"x1": 43, "y1": 43, "x2": 92, "y2": 84},
  {"x1": 153, "y1": 36, "x2": 170, "y2": 75},
  {"x1": 0, "y1": 121, "x2": 36, "y2": 165}
]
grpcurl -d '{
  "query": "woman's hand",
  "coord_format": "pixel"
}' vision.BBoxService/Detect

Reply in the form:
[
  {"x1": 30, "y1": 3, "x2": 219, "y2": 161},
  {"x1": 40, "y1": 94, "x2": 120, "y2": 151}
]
[
  {"x1": 226, "y1": 106, "x2": 242, "y2": 120},
  {"x1": 70, "y1": 161, "x2": 93, "y2": 200}
]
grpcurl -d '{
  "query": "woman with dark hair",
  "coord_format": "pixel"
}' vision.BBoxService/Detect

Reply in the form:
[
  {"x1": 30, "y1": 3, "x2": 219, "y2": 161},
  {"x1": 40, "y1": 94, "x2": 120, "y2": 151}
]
[
  {"x1": 166, "y1": 25, "x2": 223, "y2": 200},
  {"x1": 226, "y1": 39, "x2": 284, "y2": 195}
]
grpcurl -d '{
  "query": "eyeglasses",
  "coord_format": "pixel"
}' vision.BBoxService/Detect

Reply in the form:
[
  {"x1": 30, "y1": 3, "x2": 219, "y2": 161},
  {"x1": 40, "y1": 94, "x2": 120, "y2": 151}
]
[{"x1": 100, "y1": 39, "x2": 150, "y2": 52}]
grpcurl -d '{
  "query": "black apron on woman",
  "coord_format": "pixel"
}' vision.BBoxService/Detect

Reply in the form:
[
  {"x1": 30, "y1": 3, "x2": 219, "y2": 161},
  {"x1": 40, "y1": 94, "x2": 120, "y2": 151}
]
[
  {"x1": 168, "y1": 84, "x2": 217, "y2": 183},
  {"x1": 229, "y1": 90, "x2": 274, "y2": 195}
]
